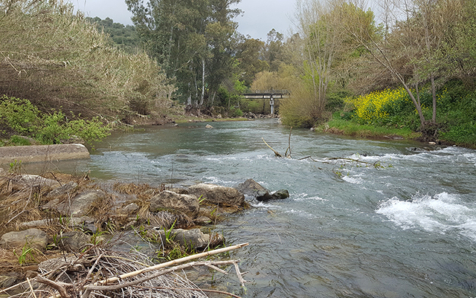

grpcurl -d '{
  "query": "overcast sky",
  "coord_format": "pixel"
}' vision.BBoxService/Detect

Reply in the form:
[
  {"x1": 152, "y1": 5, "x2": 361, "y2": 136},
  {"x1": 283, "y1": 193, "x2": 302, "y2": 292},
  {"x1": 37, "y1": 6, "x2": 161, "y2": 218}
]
[{"x1": 71, "y1": 0, "x2": 297, "y2": 41}]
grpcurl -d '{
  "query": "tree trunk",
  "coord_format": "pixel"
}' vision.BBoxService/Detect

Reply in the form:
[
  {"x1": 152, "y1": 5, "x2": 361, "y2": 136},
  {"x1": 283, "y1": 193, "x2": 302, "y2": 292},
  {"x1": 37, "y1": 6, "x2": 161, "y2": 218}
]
[
  {"x1": 200, "y1": 57, "x2": 205, "y2": 106},
  {"x1": 430, "y1": 73, "x2": 437, "y2": 123}
]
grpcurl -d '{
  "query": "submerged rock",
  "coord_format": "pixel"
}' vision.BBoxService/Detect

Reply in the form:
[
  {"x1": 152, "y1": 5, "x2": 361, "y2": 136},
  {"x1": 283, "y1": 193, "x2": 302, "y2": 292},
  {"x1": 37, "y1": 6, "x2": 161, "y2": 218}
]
[
  {"x1": 235, "y1": 179, "x2": 269, "y2": 197},
  {"x1": 188, "y1": 183, "x2": 244, "y2": 207}
]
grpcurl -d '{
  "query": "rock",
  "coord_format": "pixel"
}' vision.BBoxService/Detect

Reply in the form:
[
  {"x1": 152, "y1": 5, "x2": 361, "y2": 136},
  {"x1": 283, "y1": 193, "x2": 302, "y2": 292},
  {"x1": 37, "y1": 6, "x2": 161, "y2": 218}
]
[
  {"x1": 0, "y1": 228, "x2": 48, "y2": 251},
  {"x1": 39, "y1": 255, "x2": 77, "y2": 272},
  {"x1": 216, "y1": 114, "x2": 222, "y2": 119},
  {"x1": 47, "y1": 181, "x2": 78, "y2": 198},
  {"x1": 168, "y1": 188, "x2": 189, "y2": 195},
  {"x1": 0, "y1": 167, "x2": 5, "y2": 175},
  {"x1": 271, "y1": 189, "x2": 290, "y2": 200},
  {"x1": 150, "y1": 191, "x2": 199, "y2": 219},
  {"x1": 429, "y1": 142, "x2": 436, "y2": 145},
  {"x1": 310, "y1": 127, "x2": 315, "y2": 131},
  {"x1": 152, "y1": 228, "x2": 220, "y2": 249},
  {"x1": 188, "y1": 183, "x2": 244, "y2": 207},
  {"x1": 0, "y1": 272, "x2": 19, "y2": 288},
  {"x1": 122, "y1": 203, "x2": 140, "y2": 215},
  {"x1": 59, "y1": 231, "x2": 91, "y2": 252},
  {"x1": 194, "y1": 216, "x2": 212, "y2": 225},
  {"x1": 235, "y1": 179, "x2": 269, "y2": 197},
  {"x1": 205, "y1": 124, "x2": 214, "y2": 129},
  {"x1": 255, "y1": 191, "x2": 274, "y2": 201},
  {"x1": 16, "y1": 175, "x2": 59, "y2": 188},
  {"x1": 44, "y1": 189, "x2": 106, "y2": 216}
]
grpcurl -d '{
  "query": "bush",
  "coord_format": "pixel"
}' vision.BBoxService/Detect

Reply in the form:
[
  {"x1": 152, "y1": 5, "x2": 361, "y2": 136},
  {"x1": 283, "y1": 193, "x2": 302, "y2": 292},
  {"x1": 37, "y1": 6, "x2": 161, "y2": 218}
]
[
  {"x1": 229, "y1": 108, "x2": 243, "y2": 118},
  {"x1": 0, "y1": 95, "x2": 110, "y2": 145}
]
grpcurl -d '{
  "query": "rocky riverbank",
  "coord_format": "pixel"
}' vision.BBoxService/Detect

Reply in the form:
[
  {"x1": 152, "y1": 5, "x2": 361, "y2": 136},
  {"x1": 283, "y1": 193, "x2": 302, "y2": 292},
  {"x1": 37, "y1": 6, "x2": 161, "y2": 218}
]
[{"x1": 0, "y1": 168, "x2": 288, "y2": 296}]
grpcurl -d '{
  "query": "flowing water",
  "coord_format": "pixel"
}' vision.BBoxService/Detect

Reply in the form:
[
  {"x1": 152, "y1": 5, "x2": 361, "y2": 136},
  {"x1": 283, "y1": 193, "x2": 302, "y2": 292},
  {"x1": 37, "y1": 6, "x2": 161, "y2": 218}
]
[{"x1": 47, "y1": 119, "x2": 476, "y2": 297}]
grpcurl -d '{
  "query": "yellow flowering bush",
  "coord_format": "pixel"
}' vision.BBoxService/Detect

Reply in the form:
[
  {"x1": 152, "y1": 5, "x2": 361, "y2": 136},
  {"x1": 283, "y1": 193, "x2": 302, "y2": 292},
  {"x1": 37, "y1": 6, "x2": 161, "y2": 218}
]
[{"x1": 348, "y1": 88, "x2": 411, "y2": 122}]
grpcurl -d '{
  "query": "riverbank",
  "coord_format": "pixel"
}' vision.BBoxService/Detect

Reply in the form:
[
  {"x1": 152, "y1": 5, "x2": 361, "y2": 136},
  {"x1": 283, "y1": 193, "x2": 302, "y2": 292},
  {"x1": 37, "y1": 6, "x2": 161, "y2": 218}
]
[{"x1": 0, "y1": 164, "x2": 288, "y2": 296}]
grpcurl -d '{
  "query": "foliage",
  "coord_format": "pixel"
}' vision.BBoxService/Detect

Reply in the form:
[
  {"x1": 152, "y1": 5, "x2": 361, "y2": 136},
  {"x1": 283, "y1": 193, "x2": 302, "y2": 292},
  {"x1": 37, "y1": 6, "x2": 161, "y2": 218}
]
[
  {"x1": 14, "y1": 243, "x2": 36, "y2": 266},
  {"x1": 0, "y1": 0, "x2": 174, "y2": 119},
  {"x1": 87, "y1": 17, "x2": 140, "y2": 54},
  {"x1": 126, "y1": 0, "x2": 241, "y2": 106},
  {"x1": 0, "y1": 95, "x2": 110, "y2": 145}
]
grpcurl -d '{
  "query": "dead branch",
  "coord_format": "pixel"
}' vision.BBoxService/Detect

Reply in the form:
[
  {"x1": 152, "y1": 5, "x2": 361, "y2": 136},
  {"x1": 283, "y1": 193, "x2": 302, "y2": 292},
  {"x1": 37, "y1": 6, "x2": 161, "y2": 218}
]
[
  {"x1": 85, "y1": 260, "x2": 242, "y2": 291},
  {"x1": 95, "y1": 242, "x2": 248, "y2": 285},
  {"x1": 262, "y1": 138, "x2": 283, "y2": 157},
  {"x1": 36, "y1": 275, "x2": 72, "y2": 298}
]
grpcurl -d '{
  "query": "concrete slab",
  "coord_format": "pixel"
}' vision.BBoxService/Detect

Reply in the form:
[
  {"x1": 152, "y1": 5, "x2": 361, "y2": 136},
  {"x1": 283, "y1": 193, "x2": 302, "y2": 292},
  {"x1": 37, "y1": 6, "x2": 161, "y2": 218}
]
[{"x1": 0, "y1": 144, "x2": 90, "y2": 164}]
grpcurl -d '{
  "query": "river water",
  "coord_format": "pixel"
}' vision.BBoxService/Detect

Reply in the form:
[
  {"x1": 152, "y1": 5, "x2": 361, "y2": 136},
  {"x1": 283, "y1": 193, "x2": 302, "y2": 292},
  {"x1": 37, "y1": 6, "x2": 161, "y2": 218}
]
[{"x1": 51, "y1": 119, "x2": 476, "y2": 297}]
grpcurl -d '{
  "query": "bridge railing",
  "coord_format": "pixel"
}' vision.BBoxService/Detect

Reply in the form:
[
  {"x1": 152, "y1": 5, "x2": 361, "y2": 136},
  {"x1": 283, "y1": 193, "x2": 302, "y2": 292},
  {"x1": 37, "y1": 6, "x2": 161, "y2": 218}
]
[{"x1": 246, "y1": 89, "x2": 290, "y2": 95}]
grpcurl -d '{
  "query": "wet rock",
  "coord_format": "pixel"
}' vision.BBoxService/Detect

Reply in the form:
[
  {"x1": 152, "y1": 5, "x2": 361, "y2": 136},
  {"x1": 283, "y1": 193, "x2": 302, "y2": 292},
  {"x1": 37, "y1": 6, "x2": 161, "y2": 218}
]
[
  {"x1": 205, "y1": 124, "x2": 214, "y2": 129},
  {"x1": 271, "y1": 189, "x2": 290, "y2": 200},
  {"x1": 46, "y1": 181, "x2": 78, "y2": 198},
  {"x1": 44, "y1": 189, "x2": 106, "y2": 216},
  {"x1": 188, "y1": 183, "x2": 244, "y2": 207},
  {"x1": 235, "y1": 179, "x2": 269, "y2": 197},
  {"x1": 0, "y1": 228, "x2": 48, "y2": 251},
  {"x1": 59, "y1": 231, "x2": 91, "y2": 252},
  {"x1": 150, "y1": 191, "x2": 199, "y2": 219}
]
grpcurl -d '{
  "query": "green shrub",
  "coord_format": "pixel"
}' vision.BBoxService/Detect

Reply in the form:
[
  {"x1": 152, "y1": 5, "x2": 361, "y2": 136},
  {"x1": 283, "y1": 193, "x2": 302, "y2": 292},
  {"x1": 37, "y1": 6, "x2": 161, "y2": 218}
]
[
  {"x1": 0, "y1": 95, "x2": 110, "y2": 145},
  {"x1": 10, "y1": 135, "x2": 31, "y2": 146},
  {"x1": 230, "y1": 108, "x2": 243, "y2": 118}
]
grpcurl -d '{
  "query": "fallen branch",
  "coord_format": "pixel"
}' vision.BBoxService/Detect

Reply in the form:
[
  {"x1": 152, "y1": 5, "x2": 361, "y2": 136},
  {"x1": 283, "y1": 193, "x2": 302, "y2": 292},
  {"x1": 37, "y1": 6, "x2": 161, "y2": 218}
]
[
  {"x1": 262, "y1": 138, "x2": 283, "y2": 157},
  {"x1": 85, "y1": 260, "x2": 243, "y2": 291},
  {"x1": 36, "y1": 275, "x2": 72, "y2": 298},
  {"x1": 95, "y1": 242, "x2": 249, "y2": 285}
]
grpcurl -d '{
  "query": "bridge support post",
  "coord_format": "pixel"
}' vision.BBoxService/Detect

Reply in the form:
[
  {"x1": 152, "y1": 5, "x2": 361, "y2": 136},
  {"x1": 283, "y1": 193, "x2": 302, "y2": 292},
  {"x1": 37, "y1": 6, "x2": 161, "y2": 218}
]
[{"x1": 270, "y1": 95, "x2": 275, "y2": 115}]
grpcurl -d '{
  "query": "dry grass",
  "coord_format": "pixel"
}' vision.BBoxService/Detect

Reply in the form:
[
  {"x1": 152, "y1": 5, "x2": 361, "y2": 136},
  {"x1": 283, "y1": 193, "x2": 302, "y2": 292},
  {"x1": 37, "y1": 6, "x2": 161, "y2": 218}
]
[{"x1": 0, "y1": 0, "x2": 175, "y2": 120}]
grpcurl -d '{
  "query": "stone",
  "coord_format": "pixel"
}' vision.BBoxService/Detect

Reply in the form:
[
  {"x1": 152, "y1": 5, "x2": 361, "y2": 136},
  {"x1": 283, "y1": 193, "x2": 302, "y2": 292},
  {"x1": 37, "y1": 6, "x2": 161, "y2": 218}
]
[
  {"x1": 0, "y1": 228, "x2": 48, "y2": 251},
  {"x1": 16, "y1": 175, "x2": 59, "y2": 188},
  {"x1": 46, "y1": 181, "x2": 78, "y2": 198},
  {"x1": 188, "y1": 183, "x2": 245, "y2": 207},
  {"x1": 235, "y1": 179, "x2": 269, "y2": 197},
  {"x1": 59, "y1": 231, "x2": 91, "y2": 252},
  {"x1": 194, "y1": 216, "x2": 212, "y2": 225},
  {"x1": 0, "y1": 168, "x2": 5, "y2": 176},
  {"x1": 39, "y1": 255, "x2": 76, "y2": 272},
  {"x1": 271, "y1": 189, "x2": 290, "y2": 200},
  {"x1": 168, "y1": 188, "x2": 189, "y2": 195},
  {"x1": 205, "y1": 124, "x2": 214, "y2": 129},
  {"x1": 44, "y1": 189, "x2": 106, "y2": 216},
  {"x1": 152, "y1": 228, "x2": 219, "y2": 249},
  {"x1": 150, "y1": 191, "x2": 199, "y2": 219},
  {"x1": 122, "y1": 203, "x2": 140, "y2": 215},
  {"x1": 429, "y1": 142, "x2": 436, "y2": 145},
  {"x1": 310, "y1": 127, "x2": 315, "y2": 131},
  {"x1": 0, "y1": 272, "x2": 19, "y2": 288}
]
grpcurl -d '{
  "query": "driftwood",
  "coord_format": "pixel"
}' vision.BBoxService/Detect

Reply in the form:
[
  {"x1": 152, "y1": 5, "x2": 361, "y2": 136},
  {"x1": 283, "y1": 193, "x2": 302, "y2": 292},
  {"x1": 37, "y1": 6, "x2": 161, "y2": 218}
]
[{"x1": 4, "y1": 243, "x2": 249, "y2": 298}]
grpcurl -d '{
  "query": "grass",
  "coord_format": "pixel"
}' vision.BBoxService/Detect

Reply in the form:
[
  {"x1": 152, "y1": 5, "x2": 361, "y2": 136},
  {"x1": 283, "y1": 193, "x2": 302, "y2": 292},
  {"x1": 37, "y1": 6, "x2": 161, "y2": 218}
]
[{"x1": 322, "y1": 116, "x2": 422, "y2": 139}]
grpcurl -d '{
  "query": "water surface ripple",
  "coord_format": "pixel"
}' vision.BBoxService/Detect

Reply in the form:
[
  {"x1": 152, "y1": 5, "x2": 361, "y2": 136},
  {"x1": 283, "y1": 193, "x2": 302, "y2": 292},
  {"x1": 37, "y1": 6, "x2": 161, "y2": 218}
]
[{"x1": 50, "y1": 119, "x2": 476, "y2": 297}]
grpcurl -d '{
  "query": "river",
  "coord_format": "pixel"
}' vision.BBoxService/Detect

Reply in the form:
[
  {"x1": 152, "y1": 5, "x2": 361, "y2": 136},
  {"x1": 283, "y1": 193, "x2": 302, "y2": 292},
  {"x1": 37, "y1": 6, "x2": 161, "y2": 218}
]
[{"x1": 48, "y1": 119, "x2": 476, "y2": 297}]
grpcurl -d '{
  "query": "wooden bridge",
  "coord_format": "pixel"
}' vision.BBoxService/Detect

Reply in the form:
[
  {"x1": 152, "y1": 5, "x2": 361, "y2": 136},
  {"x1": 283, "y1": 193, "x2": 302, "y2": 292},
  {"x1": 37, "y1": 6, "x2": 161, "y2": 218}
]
[{"x1": 242, "y1": 90, "x2": 290, "y2": 114}]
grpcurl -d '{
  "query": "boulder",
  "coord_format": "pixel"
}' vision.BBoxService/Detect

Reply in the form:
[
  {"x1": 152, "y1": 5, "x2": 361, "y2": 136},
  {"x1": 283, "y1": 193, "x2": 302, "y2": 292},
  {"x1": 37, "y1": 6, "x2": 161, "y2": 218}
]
[
  {"x1": 46, "y1": 181, "x2": 78, "y2": 198},
  {"x1": 122, "y1": 203, "x2": 140, "y2": 215},
  {"x1": 151, "y1": 228, "x2": 223, "y2": 249},
  {"x1": 271, "y1": 189, "x2": 290, "y2": 200},
  {"x1": 59, "y1": 231, "x2": 90, "y2": 252},
  {"x1": 188, "y1": 184, "x2": 244, "y2": 207},
  {"x1": 150, "y1": 191, "x2": 199, "y2": 219},
  {"x1": 235, "y1": 179, "x2": 269, "y2": 197},
  {"x1": 43, "y1": 189, "x2": 106, "y2": 216},
  {"x1": 205, "y1": 124, "x2": 214, "y2": 129},
  {"x1": 0, "y1": 228, "x2": 48, "y2": 251},
  {"x1": 15, "y1": 174, "x2": 59, "y2": 188}
]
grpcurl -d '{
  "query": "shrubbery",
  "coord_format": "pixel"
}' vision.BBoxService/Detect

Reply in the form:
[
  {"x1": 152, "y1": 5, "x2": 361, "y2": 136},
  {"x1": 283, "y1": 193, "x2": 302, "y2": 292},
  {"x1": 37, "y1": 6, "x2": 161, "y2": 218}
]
[{"x1": 0, "y1": 95, "x2": 110, "y2": 145}]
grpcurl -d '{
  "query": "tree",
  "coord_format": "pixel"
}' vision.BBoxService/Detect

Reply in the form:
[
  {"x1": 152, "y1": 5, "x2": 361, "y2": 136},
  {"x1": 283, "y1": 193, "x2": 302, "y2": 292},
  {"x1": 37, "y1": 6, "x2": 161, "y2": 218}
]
[
  {"x1": 126, "y1": 0, "x2": 241, "y2": 107},
  {"x1": 235, "y1": 37, "x2": 269, "y2": 87}
]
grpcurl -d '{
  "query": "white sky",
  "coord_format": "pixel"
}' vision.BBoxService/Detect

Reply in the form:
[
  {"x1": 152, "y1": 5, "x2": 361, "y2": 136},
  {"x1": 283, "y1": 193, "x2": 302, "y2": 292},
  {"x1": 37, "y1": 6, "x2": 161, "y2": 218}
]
[
  {"x1": 71, "y1": 0, "x2": 382, "y2": 41},
  {"x1": 70, "y1": 0, "x2": 297, "y2": 41}
]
